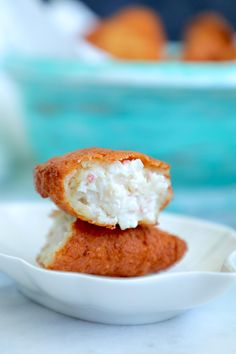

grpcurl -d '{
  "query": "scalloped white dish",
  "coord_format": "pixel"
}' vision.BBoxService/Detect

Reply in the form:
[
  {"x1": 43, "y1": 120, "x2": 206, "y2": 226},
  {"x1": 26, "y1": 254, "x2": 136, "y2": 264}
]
[{"x1": 0, "y1": 202, "x2": 235, "y2": 325}]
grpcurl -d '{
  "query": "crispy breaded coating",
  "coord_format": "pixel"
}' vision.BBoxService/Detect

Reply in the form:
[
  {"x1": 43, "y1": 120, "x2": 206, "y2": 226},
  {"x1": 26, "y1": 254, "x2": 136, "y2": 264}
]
[
  {"x1": 86, "y1": 6, "x2": 166, "y2": 60},
  {"x1": 182, "y1": 12, "x2": 236, "y2": 61},
  {"x1": 34, "y1": 147, "x2": 172, "y2": 229},
  {"x1": 37, "y1": 216, "x2": 187, "y2": 277}
]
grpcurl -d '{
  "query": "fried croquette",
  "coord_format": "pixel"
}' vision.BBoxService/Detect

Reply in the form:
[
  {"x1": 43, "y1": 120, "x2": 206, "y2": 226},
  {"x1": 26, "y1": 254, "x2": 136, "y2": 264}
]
[
  {"x1": 86, "y1": 6, "x2": 166, "y2": 60},
  {"x1": 37, "y1": 210, "x2": 187, "y2": 277},
  {"x1": 182, "y1": 12, "x2": 236, "y2": 61},
  {"x1": 34, "y1": 147, "x2": 172, "y2": 230}
]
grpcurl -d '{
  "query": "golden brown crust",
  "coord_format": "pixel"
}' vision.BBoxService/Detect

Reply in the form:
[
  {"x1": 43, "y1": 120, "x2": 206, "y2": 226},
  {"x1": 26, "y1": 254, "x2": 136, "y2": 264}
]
[
  {"x1": 34, "y1": 147, "x2": 172, "y2": 227},
  {"x1": 38, "y1": 220, "x2": 187, "y2": 277},
  {"x1": 182, "y1": 12, "x2": 235, "y2": 61}
]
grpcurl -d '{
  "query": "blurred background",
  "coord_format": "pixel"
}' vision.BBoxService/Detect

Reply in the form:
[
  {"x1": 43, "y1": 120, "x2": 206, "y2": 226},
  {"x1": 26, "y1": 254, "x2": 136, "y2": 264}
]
[{"x1": 0, "y1": 0, "x2": 236, "y2": 226}]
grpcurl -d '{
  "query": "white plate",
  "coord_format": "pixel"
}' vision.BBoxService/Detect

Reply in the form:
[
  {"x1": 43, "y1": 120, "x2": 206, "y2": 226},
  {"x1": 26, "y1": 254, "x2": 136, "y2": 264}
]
[{"x1": 0, "y1": 202, "x2": 236, "y2": 325}]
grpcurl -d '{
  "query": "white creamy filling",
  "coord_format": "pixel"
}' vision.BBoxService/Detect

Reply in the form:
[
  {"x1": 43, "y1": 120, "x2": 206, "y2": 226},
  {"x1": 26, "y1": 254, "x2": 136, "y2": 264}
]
[
  {"x1": 38, "y1": 211, "x2": 75, "y2": 266},
  {"x1": 65, "y1": 159, "x2": 169, "y2": 230}
]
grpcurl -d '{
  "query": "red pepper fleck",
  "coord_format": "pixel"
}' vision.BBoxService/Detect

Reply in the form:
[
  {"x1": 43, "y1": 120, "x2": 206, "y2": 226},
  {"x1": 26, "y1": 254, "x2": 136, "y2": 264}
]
[{"x1": 87, "y1": 174, "x2": 95, "y2": 183}]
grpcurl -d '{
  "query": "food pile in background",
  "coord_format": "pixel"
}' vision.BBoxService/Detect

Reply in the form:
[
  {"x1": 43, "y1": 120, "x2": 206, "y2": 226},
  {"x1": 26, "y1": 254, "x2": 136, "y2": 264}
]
[
  {"x1": 1, "y1": 1, "x2": 235, "y2": 61},
  {"x1": 183, "y1": 12, "x2": 236, "y2": 61},
  {"x1": 85, "y1": 6, "x2": 236, "y2": 61},
  {"x1": 86, "y1": 7, "x2": 166, "y2": 60}
]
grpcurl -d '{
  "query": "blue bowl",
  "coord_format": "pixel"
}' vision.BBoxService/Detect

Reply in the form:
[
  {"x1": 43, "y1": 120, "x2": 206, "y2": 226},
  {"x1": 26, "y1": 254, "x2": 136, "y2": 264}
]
[{"x1": 6, "y1": 57, "x2": 236, "y2": 187}]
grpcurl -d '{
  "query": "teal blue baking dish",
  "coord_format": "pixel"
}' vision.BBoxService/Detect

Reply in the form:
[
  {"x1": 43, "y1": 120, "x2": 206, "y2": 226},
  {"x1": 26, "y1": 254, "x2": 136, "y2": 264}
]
[{"x1": 5, "y1": 56, "x2": 236, "y2": 187}]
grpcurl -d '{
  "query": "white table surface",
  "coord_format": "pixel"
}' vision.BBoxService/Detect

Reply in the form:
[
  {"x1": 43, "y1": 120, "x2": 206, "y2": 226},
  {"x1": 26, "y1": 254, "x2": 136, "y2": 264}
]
[{"x1": 0, "y1": 273, "x2": 236, "y2": 354}]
